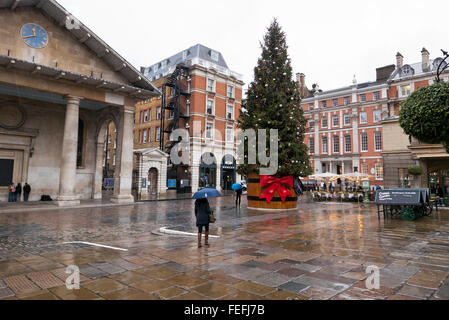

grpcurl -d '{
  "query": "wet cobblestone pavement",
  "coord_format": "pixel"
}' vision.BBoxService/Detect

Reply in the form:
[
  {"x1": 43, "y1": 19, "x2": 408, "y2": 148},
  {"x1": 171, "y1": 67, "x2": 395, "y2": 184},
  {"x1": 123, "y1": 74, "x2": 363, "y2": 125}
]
[{"x1": 1, "y1": 196, "x2": 449, "y2": 300}]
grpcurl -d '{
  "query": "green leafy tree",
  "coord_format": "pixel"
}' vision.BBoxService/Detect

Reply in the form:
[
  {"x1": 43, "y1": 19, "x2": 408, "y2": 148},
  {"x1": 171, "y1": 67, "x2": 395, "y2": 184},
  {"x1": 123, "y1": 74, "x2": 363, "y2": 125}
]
[
  {"x1": 237, "y1": 19, "x2": 312, "y2": 177},
  {"x1": 400, "y1": 82, "x2": 449, "y2": 152}
]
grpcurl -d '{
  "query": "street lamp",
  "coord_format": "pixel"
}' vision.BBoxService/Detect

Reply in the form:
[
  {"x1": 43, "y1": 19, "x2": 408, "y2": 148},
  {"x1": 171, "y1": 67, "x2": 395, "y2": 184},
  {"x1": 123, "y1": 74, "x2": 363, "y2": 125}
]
[{"x1": 436, "y1": 49, "x2": 449, "y2": 83}]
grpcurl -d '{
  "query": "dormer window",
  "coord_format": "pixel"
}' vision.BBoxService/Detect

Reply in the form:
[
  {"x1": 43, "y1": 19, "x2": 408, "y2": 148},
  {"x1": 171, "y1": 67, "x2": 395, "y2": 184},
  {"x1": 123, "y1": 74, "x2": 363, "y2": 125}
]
[
  {"x1": 210, "y1": 50, "x2": 219, "y2": 62},
  {"x1": 400, "y1": 65, "x2": 414, "y2": 77},
  {"x1": 433, "y1": 58, "x2": 447, "y2": 72}
]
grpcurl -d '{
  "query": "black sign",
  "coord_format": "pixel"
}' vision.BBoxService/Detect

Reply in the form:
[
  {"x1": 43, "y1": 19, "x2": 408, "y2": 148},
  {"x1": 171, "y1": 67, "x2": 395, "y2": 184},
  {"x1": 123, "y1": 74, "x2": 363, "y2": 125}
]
[{"x1": 375, "y1": 189, "x2": 428, "y2": 205}]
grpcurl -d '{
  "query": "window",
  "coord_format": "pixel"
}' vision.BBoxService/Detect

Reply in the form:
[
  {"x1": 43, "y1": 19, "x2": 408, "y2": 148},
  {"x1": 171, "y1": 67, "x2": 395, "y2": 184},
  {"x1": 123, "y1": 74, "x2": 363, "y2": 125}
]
[
  {"x1": 157, "y1": 107, "x2": 161, "y2": 120},
  {"x1": 143, "y1": 130, "x2": 147, "y2": 143},
  {"x1": 147, "y1": 128, "x2": 151, "y2": 142},
  {"x1": 373, "y1": 110, "x2": 382, "y2": 123},
  {"x1": 344, "y1": 97, "x2": 350, "y2": 105},
  {"x1": 360, "y1": 94, "x2": 366, "y2": 102},
  {"x1": 374, "y1": 131, "x2": 382, "y2": 151},
  {"x1": 322, "y1": 136, "x2": 328, "y2": 154},
  {"x1": 321, "y1": 101, "x2": 327, "y2": 108},
  {"x1": 360, "y1": 111, "x2": 367, "y2": 124},
  {"x1": 207, "y1": 100, "x2": 214, "y2": 115},
  {"x1": 333, "y1": 99, "x2": 338, "y2": 107},
  {"x1": 206, "y1": 123, "x2": 213, "y2": 140},
  {"x1": 227, "y1": 85, "x2": 234, "y2": 98},
  {"x1": 309, "y1": 120, "x2": 315, "y2": 130},
  {"x1": 401, "y1": 85, "x2": 411, "y2": 97},
  {"x1": 169, "y1": 109, "x2": 174, "y2": 119},
  {"x1": 345, "y1": 135, "x2": 351, "y2": 153},
  {"x1": 227, "y1": 105, "x2": 234, "y2": 120},
  {"x1": 361, "y1": 163, "x2": 368, "y2": 175},
  {"x1": 399, "y1": 168, "x2": 411, "y2": 188},
  {"x1": 107, "y1": 135, "x2": 111, "y2": 144},
  {"x1": 207, "y1": 79, "x2": 215, "y2": 92},
  {"x1": 139, "y1": 130, "x2": 143, "y2": 144},
  {"x1": 107, "y1": 150, "x2": 110, "y2": 160},
  {"x1": 321, "y1": 116, "x2": 327, "y2": 128},
  {"x1": 226, "y1": 126, "x2": 234, "y2": 142},
  {"x1": 309, "y1": 137, "x2": 315, "y2": 154},
  {"x1": 344, "y1": 113, "x2": 351, "y2": 126},
  {"x1": 375, "y1": 163, "x2": 383, "y2": 180},
  {"x1": 373, "y1": 91, "x2": 380, "y2": 101},
  {"x1": 333, "y1": 135, "x2": 340, "y2": 153},
  {"x1": 113, "y1": 154, "x2": 116, "y2": 166},
  {"x1": 361, "y1": 132, "x2": 368, "y2": 152},
  {"x1": 113, "y1": 140, "x2": 116, "y2": 149},
  {"x1": 332, "y1": 115, "x2": 339, "y2": 127},
  {"x1": 156, "y1": 127, "x2": 161, "y2": 142},
  {"x1": 144, "y1": 110, "x2": 148, "y2": 122},
  {"x1": 210, "y1": 50, "x2": 219, "y2": 62}
]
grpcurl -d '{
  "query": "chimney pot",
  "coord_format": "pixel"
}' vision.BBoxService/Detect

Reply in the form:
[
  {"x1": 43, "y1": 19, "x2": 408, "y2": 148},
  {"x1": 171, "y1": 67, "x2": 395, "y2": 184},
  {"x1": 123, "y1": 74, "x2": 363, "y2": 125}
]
[
  {"x1": 422, "y1": 47, "x2": 430, "y2": 71},
  {"x1": 396, "y1": 52, "x2": 404, "y2": 69}
]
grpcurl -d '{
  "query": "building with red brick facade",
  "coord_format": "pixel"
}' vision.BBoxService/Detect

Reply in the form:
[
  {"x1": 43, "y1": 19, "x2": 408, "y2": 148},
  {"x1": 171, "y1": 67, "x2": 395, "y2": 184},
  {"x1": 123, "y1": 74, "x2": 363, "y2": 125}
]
[
  {"x1": 300, "y1": 72, "x2": 389, "y2": 189},
  {"x1": 299, "y1": 48, "x2": 449, "y2": 193},
  {"x1": 135, "y1": 44, "x2": 244, "y2": 194}
]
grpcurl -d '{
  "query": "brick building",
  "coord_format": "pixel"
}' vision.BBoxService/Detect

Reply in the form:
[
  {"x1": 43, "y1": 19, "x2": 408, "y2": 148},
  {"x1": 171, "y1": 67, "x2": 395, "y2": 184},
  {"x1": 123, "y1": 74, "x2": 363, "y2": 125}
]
[
  {"x1": 299, "y1": 48, "x2": 449, "y2": 193},
  {"x1": 135, "y1": 44, "x2": 244, "y2": 193},
  {"x1": 300, "y1": 71, "x2": 389, "y2": 189},
  {"x1": 382, "y1": 49, "x2": 449, "y2": 193}
]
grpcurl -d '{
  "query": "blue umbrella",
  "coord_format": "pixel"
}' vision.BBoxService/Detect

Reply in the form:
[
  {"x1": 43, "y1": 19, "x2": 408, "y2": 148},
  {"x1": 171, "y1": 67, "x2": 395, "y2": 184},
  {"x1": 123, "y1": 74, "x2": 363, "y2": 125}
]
[
  {"x1": 232, "y1": 183, "x2": 243, "y2": 190},
  {"x1": 192, "y1": 188, "x2": 222, "y2": 199}
]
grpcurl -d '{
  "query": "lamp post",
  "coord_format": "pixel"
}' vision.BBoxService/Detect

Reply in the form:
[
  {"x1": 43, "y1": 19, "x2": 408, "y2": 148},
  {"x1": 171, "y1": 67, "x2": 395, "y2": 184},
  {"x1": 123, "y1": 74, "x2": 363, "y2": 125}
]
[{"x1": 436, "y1": 49, "x2": 449, "y2": 83}]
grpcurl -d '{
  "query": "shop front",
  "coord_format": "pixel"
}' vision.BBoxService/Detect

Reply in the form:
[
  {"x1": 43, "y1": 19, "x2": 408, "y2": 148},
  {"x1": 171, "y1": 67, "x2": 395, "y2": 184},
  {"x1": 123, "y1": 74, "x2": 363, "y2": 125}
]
[
  {"x1": 221, "y1": 154, "x2": 236, "y2": 191},
  {"x1": 199, "y1": 153, "x2": 216, "y2": 189}
]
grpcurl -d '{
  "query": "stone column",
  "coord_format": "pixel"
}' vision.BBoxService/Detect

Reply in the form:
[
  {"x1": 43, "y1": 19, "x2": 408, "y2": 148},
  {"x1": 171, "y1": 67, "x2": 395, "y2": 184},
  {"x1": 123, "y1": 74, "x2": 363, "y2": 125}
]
[
  {"x1": 57, "y1": 95, "x2": 82, "y2": 207},
  {"x1": 93, "y1": 142, "x2": 105, "y2": 199},
  {"x1": 111, "y1": 105, "x2": 135, "y2": 204}
]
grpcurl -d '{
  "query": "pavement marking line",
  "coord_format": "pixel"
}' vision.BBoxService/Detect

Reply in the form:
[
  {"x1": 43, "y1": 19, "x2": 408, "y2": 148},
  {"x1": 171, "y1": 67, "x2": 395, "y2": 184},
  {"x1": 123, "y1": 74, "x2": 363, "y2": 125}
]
[
  {"x1": 159, "y1": 227, "x2": 220, "y2": 238},
  {"x1": 62, "y1": 242, "x2": 129, "y2": 252}
]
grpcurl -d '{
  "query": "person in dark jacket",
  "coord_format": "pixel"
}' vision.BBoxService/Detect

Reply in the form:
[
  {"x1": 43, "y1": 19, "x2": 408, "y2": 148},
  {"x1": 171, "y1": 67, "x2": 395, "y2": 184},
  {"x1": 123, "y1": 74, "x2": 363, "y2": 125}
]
[
  {"x1": 23, "y1": 183, "x2": 31, "y2": 202},
  {"x1": 235, "y1": 188, "x2": 242, "y2": 208},
  {"x1": 195, "y1": 198, "x2": 212, "y2": 248},
  {"x1": 15, "y1": 183, "x2": 22, "y2": 202}
]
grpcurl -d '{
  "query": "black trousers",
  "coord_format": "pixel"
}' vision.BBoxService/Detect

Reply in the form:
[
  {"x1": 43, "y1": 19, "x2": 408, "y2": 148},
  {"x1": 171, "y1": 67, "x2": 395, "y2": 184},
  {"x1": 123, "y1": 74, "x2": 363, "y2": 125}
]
[{"x1": 236, "y1": 194, "x2": 241, "y2": 206}]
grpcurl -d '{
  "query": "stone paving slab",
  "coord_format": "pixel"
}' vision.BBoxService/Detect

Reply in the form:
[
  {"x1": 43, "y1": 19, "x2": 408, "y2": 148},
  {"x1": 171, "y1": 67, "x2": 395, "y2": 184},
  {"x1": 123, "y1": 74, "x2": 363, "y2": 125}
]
[
  {"x1": 397, "y1": 285, "x2": 435, "y2": 299},
  {"x1": 27, "y1": 271, "x2": 65, "y2": 289},
  {"x1": 3, "y1": 275, "x2": 40, "y2": 295},
  {"x1": 0, "y1": 287, "x2": 15, "y2": 298},
  {"x1": 278, "y1": 281, "x2": 310, "y2": 294},
  {"x1": 88, "y1": 262, "x2": 127, "y2": 275},
  {"x1": 78, "y1": 265, "x2": 109, "y2": 279},
  {"x1": 252, "y1": 272, "x2": 291, "y2": 287}
]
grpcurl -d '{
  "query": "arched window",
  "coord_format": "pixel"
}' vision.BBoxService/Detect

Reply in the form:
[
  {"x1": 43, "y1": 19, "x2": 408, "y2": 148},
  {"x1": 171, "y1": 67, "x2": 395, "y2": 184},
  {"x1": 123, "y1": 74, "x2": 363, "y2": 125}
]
[{"x1": 77, "y1": 119, "x2": 84, "y2": 167}]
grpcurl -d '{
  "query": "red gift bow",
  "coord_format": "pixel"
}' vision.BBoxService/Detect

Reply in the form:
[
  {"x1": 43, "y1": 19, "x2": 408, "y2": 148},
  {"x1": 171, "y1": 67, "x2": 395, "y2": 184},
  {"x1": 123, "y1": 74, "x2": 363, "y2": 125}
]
[{"x1": 259, "y1": 175, "x2": 293, "y2": 203}]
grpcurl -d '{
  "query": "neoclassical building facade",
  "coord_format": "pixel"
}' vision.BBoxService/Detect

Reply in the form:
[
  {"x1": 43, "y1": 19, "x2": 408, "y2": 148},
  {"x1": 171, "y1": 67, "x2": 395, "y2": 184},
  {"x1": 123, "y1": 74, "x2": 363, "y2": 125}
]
[{"x1": 0, "y1": 0, "x2": 159, "y2": 205}]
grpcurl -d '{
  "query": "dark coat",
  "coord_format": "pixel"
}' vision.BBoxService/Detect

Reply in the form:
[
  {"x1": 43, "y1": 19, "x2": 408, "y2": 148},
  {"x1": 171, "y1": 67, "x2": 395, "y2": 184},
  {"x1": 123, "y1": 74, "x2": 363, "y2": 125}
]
[
  {"x1": 24, "y1": 184, "x2": 31, "y2": 194},
  {"x1": 15, "y1": 184, "x2": 22, "y2": 195},
  {"x1": 195, "y1": 199, "x2": 211, "y2": 226}
]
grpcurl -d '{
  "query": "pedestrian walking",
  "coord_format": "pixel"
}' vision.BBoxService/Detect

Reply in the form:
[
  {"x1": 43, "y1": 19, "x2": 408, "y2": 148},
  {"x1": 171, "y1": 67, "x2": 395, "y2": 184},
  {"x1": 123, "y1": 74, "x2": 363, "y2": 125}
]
[
  {"x1": 8, "y1": 183, "x2": 15, "y2": 202},
  {"x1": 195, "y1": 198, "x2": 212, "y2": 248},
  {"x1": 15, "y1": 183, "x2": 22, "y2": 202},
  {"x1": 23, "y1": 183, "x2": 31, "y2": 202},
  {"x1": 235, "y1": 187, "x2": 242, "y2": 208}
]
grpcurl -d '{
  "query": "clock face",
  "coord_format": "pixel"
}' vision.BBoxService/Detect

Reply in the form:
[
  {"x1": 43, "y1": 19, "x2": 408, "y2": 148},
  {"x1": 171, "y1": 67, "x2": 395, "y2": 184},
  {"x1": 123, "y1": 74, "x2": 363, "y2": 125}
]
[{"x1": 21, "y1": 23, "x2": 48, "y2": 49}]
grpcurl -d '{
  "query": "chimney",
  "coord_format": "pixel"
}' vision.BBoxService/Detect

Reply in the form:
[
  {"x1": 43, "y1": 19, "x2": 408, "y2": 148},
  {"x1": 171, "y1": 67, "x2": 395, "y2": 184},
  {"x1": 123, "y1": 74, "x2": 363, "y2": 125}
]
[
  {"x1": 422, "y1": 47, "x2": 430, "y2": 71},
  {"x1": 296, "y1": 73, "x2": 305, "y2": 86},
  {"x1": 396, "y1": 52, "x2": 404, "y2": 69}
]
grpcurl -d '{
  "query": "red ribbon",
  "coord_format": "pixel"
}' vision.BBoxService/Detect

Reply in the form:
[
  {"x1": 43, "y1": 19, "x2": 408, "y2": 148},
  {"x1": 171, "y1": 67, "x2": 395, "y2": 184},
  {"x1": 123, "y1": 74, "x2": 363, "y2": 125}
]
[{"x1": 259, "y1": 175, "x2": 293, "y2": 203}]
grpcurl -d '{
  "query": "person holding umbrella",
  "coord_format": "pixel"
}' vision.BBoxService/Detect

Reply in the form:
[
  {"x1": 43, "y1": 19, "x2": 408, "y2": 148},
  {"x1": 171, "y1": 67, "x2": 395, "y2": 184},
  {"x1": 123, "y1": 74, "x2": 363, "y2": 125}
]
[
  {"x1": 232, "y1": 183, "x2": 243, "y2": 208},
  {"x1": 193, "y1": 188, "x2": 221, "y2": 248}
]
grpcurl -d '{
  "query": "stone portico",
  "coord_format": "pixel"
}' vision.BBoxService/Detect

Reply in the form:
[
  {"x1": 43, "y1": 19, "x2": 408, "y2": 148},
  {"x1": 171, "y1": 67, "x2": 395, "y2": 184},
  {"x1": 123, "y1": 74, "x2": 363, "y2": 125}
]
[{"x1": 0, "y1": 1, "x2": 160, "y2": 205}]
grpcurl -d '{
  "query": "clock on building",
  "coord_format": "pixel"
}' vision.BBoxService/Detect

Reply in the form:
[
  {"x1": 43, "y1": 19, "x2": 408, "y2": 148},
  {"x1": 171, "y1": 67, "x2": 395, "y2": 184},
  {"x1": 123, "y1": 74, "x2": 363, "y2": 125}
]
[{"x1": 21, "y1": 23, "x2": 48, "y2": 49}]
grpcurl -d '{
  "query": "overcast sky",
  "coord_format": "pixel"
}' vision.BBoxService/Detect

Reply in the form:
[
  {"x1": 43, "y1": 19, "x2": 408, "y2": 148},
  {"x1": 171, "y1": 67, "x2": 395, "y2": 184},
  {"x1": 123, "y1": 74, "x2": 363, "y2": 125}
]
[{"x1": 59, "y1": 0, "x2": 448, "y2": 91}]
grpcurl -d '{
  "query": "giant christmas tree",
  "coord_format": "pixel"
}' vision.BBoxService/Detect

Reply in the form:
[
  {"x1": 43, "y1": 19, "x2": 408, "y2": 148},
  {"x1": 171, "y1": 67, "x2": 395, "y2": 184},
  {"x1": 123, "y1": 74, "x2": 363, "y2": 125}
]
[{"x1": 238, "y1": 19, "x2": 312, "y2": 179}]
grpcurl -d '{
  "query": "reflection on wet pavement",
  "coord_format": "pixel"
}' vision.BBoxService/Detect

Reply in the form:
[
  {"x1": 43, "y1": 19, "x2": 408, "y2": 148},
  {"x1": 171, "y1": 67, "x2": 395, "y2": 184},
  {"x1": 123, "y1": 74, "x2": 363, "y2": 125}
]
[{"x1": 1, "y1": 196, "x2": 449, "y2": 300}]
